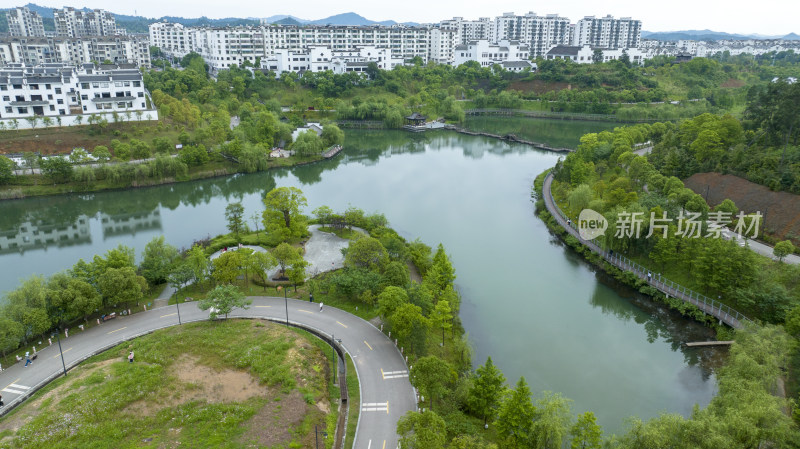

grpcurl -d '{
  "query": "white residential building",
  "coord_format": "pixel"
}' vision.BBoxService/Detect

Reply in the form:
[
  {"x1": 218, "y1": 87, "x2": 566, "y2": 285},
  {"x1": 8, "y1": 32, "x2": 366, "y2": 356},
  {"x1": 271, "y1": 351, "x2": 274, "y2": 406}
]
[
  {"x1": 261, "y1": 46, "x2": 403, "y2": 76},
  {"x1": 453, "y1": 39, "x2": 531, "y2": 67},
  {"x1": 0, "y1": 36, "x2": 150, "y2": 67},
  {"x1": 0, "y1": 63, "x2": 149, "y2": 120},
  {"x1": 545, "y1": 45, "x2": 645, "y2": 65},
  {"x1": 53, "y1": 7, "x2": 123, "y2": 37},
  {"x1": 492, "y1": 12, "x2": 572, "y2": 58},
  {"x1": 429, "y1": 28, "x2": 457, "y2": 64},
  {"x1": 573, "y1": 15, "x2": 641, "y2": 49},
  {"x1": 439, "y1": 17, "x2": 494, "y2": 45},
  {"x1": 148, "y1": 22, "x2": 197, "y2": 58},
  {"x1": 6, "y1": 6, "x2": 45, "y2": 37}
]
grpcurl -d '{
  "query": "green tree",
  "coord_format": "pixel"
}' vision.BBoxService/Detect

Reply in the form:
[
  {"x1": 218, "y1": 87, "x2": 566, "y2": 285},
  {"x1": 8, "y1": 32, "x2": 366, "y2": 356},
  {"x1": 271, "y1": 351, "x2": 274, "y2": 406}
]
[
  {"x1": 570, "y1": 411, "x2": 603, "y2": 449},
  {"x1": 286, "y1": 258, "x2": 309, "y2": 291},
  {"x1": 97, "y1": 267, "x2": 146, "y2": 309},
  {"x1": 397, "y1": 410, "x2": 447, "y2": 449},
  {"x1": 496, "y1": 376, "x2": 536, "y2": 449},
  {"x1": 225, "y1": 202, "x2": 246, "y2": 237},
  {"x1": 430, "y1": 299, "x2": 453, "y2": 346},
  {"x1": 410, "y1": 356, "x2": 453, "y2": 410},
  {"x1": 0, "y1": 155, "x2": 14, "y2": 184},
  {"x1": 450, "y1": 435, "x2": 498, "y2": 449},
  {"x1": 773, "y1": 240, "x2": 795, "y2": 262},
  {"x1": 139, "y1": 236, "x2": 180, "y2": 285},
  {"x1": 40, "y1": 156, "x2": 73, "y2": 183},
  {"x1": 391, "y1": 302, "x2": 428, "y2": 353},
  {"x1": 345, "y1": 236, "x2": 389, "y2": 270},
  {"x1": 167, "y1": 261, "x2": 195, "y2": 295},
  {"x1": 198, "y1": 284, "x2": 252, "y2": 319},
  {"x1": 321, "y1": 123, "x2": 344, "y2": 147},
  {"x1": 262, "y1": 187, "x2": 308, "y2": 243},
  {"x1": 313, "y1": 205, "x2": 334, "y2": 225},
  {"x1": 291, "y1": 129, "x2": 323, "y2": 156},
  {"x1": 250, "y1": 251, "x2": 278, "y2": 290},
  {"x1": 468, "y1": 356, "x2": 507, "y2": 425},
  {"x1": 0, "y1": 315, "x2": 24, "y2": 357},
  {"x1": 46, "y1": 273, "x2": 101, "y2": 323},
  {"x1": 532, "y1": 392, "x2": 573, "y2": 449},
  {"x1": 186, "y1": 244, "x2": 211, "y2": 286},
  {"x1": 272, "y1": 242, "x2": 303, "y2": 277},
  {"x1": 4, "y1": 276, "x2": 50, "y2": 343},
  {"x1": 211, "y1": 250, "x2": 245, "y2": 285},
  {"x1": 92, "y1": 145, "x2": 112, "y2": 164},
  {"x1": 377, "y1": 286, "x2": 410, "y2": 318},
  {"x1": 567, "y1": 184, "x2": 594, "y2": 215},
  {"x1": 22, "y1": 151, "x2": 38, "y2": 175}
]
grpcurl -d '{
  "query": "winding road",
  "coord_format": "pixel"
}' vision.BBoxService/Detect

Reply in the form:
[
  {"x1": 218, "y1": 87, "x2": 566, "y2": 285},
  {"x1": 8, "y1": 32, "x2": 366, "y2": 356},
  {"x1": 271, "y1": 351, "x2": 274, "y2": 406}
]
[{"x1": 0, "y1": 298, "x2": 416, "y2": 448}]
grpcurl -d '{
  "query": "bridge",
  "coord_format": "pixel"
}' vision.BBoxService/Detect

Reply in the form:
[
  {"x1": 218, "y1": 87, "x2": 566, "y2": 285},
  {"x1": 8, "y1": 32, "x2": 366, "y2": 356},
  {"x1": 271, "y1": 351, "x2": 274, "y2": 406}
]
[{"x1": 542, "y1": 172, "x2": 750, "y2": 329}]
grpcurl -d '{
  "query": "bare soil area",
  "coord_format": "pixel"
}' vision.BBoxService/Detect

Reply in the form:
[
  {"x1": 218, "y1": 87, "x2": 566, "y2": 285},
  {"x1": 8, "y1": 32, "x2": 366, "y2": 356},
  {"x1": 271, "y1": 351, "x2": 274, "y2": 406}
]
[
  {"x1": 721, "y1": 78, "x2": 745, "y2": 88},
  {"x1": 510, "y1": 79, "x2": 571, "y2": 94},
  {"x1": 685, "y1": 172, "x2": 800, "y2": 245}
]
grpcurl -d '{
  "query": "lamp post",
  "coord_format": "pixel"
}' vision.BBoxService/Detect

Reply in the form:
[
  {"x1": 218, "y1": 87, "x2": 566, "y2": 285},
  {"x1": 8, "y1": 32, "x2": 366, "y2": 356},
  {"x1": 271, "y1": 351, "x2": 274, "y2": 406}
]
[
  {"x1": 315, "y1": 425, "x2": 328, "y2": 449},
  {"x1": 278, "y1": 285, "x2": 288, "y2": 326},
  {"x1": 176, "y1": 297, "x2": 182, "y2": 325},
  {"x1": 45, "y1": 297, "x2": 68, "y2": 378}
]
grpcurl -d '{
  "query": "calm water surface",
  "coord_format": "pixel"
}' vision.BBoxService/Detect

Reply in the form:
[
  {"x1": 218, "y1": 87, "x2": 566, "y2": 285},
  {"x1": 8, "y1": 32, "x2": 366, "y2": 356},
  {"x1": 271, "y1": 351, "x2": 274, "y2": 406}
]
[{"x1": 0, "y1": 121, "x2": 721, "y2": 433}]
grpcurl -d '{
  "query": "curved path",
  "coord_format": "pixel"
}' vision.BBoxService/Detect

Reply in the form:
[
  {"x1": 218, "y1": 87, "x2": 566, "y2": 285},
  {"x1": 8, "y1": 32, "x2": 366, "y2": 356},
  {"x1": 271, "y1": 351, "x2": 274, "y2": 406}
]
[
  {"x1": 542, "y1": 172, "x2": 749, "y2": 328},
  {"x1": 0, "y1": 298, "x2": 416, "y2": 449}
]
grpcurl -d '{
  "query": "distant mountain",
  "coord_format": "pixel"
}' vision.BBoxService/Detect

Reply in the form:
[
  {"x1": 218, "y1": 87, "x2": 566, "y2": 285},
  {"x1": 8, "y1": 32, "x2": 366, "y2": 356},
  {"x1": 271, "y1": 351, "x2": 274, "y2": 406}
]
[
  {"x1": 783, "y1": 33, "x2": 800, "y2": 40},
  {"x1": 307, "y1": 12, "x2": 395, "y2": 26},
  {"x1": 262, "y1": 14, "x2": 309, "y2": 24},
  {"x1": 641, "y1": 29, "x2": 798, "y2": 41},
  {"x1": 274, "y1": 17, "x2": 303, "y2": 26}
]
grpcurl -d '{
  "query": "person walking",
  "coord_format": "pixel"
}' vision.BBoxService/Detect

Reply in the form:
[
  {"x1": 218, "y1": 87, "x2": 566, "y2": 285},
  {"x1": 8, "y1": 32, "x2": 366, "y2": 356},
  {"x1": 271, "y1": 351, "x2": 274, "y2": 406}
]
[
  {"x1": 319, "y1": 302, "x2": 323, "y2": 312},
  {"x1": 24, "y1": 351, "x2": 32, "y2": 367},
  {"x1": 309, "y1": 293, "x2": 314, "y2": 303},
  {"x1": 128, "y1": 351, "x2": 134, "y2": 363},
  {"x1": 1, "y1": 393, "x2": 4, "y2": 407}
]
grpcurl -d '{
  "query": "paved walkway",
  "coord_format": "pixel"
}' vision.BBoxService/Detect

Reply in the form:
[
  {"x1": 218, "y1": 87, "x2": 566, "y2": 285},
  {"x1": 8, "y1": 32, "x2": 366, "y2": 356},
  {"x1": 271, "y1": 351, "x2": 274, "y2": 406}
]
[
  {"x1": 0, "y1": 298, "x2": 415, "y2": 449},
  {"x1": 542, "y1": 172, "x2": 749, "y2": 328}
]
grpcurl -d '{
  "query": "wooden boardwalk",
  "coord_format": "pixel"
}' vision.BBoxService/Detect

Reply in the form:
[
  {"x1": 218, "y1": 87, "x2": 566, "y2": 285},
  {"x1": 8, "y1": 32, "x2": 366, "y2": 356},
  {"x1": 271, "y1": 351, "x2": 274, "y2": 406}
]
[
  {"x1": 444, "y1": 125, "x2": 572, "y2": 153},
  {"x1": 322, "y1": 145, "x2": 343, "y2": 159},
  {"x1": 542, "y1": 172, "x2": 750, "y2": 329}
]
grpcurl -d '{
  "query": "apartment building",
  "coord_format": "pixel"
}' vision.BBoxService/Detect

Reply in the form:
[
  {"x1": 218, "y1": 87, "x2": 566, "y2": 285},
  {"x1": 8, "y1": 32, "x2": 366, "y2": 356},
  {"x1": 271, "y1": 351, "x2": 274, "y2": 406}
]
[
  {"x1": 0, "y1": 63, "x2": 148, "y2": 120},
  {"x1": 545, "y1": 45, "x2": 645, "y2": 65},
  {"x1": 439, "y1": 17, "x2": 494, "y2": 45},
  {"x1": 429, "y1": 28, "x2": 457, "y2": 64},
  {"x1": 53, "y1": 7, "x2": 124, "y2": 37},
  {"x1": 0, "y1": 36, "x2": 150, "y2": 67},
  {"x1": 573, "y1": 15, "x2": 641, "y2": 49},
  {"x1": 262, "y1": 46, "x2": 404, "y2": 75},
  {"x1": 453, "y1": 40, "x2": 531, "y2": 67},
  {"x1": 6, "y1": 6, "x2": 46, "y2": 37},
  {"x1": 492, "y1": 12, "x2": 572, "y2": 58}
]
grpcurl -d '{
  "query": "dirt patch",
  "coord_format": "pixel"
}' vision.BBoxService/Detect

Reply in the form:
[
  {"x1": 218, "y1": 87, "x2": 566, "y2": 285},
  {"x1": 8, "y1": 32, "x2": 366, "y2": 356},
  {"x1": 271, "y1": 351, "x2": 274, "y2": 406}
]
[
  {"x1": 684, "y1": 172, "x2": 800, "y2": 245},
  {"x1": 124, "y1": 355, "x2": 267, "y2": 416},
  {"x1": 510, "y1": 79, "x2": 570, "y2": 95},
  {"x1": 240, "y1": 390, "x2": 309, "y2": 447},
  {"x1": 721, "y1": 78, "x2": 745, "y2": 88}
]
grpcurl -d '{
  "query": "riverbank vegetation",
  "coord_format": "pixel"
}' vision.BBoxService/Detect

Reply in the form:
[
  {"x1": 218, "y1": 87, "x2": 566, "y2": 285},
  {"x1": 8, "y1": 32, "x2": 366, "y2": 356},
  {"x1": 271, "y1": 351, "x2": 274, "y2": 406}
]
[{"x1": 0, "y1": 320, "x2": 340, "y2": 449}]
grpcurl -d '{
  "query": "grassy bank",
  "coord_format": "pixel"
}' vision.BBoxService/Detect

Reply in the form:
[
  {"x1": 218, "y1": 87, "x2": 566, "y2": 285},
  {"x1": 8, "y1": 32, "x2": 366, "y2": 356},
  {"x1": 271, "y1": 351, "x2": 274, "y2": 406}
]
[{"x1": 0, "y1": 320, "x2": 337, "y2": 449}]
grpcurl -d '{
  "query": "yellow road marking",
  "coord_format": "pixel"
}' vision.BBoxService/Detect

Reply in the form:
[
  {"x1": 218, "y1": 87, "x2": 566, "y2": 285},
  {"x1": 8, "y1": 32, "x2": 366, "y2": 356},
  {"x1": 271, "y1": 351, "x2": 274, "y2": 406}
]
[
  {"x1": 298, "y1": 309, "x2": 313, "y2": 314},
  {"x1": 336, "y1": 321, "x2": 348, "y2": 328},
  {"x1": 160, "y1": 313, "x2": 177, "y2": 318},
  {"x1": 255, "y1": 305, "x2": 271, "y2": 308},
  {"x1": 383, "y1": 440, "x2": 386, "y2": 449},
  {"x1": 107, "y1": 327, "x2": 127, "y2": 334},
  {"x1": 364, "y1": 341, "x2": 373, "y2": 351},
  {"x1": 386, "y1": 401, "x2": 389, "y2": 415},
  {"x1": 52, "y1": 348, "x2": 72, "y2": 358},
  {"x1": 381, "y1": 368, "x2": 384, "y2": 379}
]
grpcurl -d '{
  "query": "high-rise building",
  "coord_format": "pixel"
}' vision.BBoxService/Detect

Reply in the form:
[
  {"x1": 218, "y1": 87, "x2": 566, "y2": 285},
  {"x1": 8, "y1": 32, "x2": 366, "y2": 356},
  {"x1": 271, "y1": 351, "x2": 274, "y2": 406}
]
[
  {"x1": 0, "y1": 36, "x2": 151, "y2": 67},
  {"x1": 492, "y1": 12, "x2": 572, "y2": 58},
  {"x1": 6, "y1": 7, "x2": 46, "y2": 37},
  {"x1": 573, "y1": 15, "x2": 641, "y2": 49},
  {"x1": 53, "y1": 7, "x2": 123, "y2": 37}
]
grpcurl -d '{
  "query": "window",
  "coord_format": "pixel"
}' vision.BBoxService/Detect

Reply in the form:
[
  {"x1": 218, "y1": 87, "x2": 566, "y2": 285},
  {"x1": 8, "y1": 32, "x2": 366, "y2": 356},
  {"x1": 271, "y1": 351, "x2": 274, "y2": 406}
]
[
  {"x1": 117, "y1": 102, "x2": 126, "y2": 108},
  {"x1": 123, "y1": 81, "x2": 130, "y2": 87},
  {"x1": 50, "y1": 105, "x2": 55, "y2": 111},
  {"x1": 81, "y1": 95, "x2": 88, "y2": 100},
  {"x1": 81, "y1": 83, "x2": 89, "y2": 89},
  {"x1": 114, "y1": 82, "x2": 122, "y2": 87},
  {"x1": 57, "y1": 99, "x2": 64, "y2": 104},
  {"x1": 30, "y1": 84, "x2": 39, "y2": 90},
  {"x1": 59, "y1": 109, "x2": 65, "y2": 115},
  {"x1": 48, "y1": 94, "x2": 53, "y2": 100},
  {"x1": 92, "y1": 83, "x2": 99, "y2": 88},
  {"x1": 17, "y1": 107, "x2": 27, "y2": 113},
  {"x1": 101, "y1": 83, "x2": 109, "y2": 88},
  {"x1": 0, "y1": 85, "x2": 6, "y2": 90},
  {"x1": 46, "y1": 84, "x2": 51, "y2": 89},
  {"x1": 55, "y1": 88, "x2": 62, "y2": 94},
  {"x1": 4, "y1": 107, "x2": 11, "y2": 113},
  {"x1": 2, "y1": 96, "x2": 8, "y2": 101},
  {"x1": 137, "y1": 92, "x2": 143, "y2": 97},
  {"x1": 12, "y1": 84, "x2": 21, "y2": 89}
]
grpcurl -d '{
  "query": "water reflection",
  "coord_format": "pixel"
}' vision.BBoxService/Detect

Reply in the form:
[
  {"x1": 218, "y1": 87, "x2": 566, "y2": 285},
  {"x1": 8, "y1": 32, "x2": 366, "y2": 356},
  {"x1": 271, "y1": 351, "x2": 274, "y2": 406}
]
[
  {"x1": 0, "y1": 214, "x2": 91, "y2": 254},
  {"x1": 100, "y1": 209, "x2": 162, "y2": 239}
]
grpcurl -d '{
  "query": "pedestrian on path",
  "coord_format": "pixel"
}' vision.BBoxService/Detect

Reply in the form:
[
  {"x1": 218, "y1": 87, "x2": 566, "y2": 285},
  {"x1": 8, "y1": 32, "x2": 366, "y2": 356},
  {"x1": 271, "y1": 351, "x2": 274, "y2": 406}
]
[
  {"x1": 24, "y1": 351, "x2": 32, "y2": 367},
  {"x1": 128, "y1": 351, "x2": 134, "y2": 363},
  {"x1": 319, "y1": 302, "x2": 323, "y2": 312},
  {"x1": 1, "y1": 393, "x2": 4, "y2": 407},
  {"x1": 647, "y1": 271, "x2": 652, "y2": 283},
  {"x1": 309, "y1": 293, "x2": 314, "y2": 303}
]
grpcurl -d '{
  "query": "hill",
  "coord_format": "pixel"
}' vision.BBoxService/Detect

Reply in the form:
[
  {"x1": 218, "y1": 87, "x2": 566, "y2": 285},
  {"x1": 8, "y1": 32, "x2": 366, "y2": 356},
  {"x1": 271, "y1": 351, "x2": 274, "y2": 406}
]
[{"x1": 642, "y1": 29, "x2": 760, "y2": 41}]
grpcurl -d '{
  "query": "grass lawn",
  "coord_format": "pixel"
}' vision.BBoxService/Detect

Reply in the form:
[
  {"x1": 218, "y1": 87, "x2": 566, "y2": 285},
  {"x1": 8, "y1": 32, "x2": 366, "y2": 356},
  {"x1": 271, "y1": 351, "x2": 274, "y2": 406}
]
[{"x1": 0, "y1": 320, "x2": 339, "y2": 449}]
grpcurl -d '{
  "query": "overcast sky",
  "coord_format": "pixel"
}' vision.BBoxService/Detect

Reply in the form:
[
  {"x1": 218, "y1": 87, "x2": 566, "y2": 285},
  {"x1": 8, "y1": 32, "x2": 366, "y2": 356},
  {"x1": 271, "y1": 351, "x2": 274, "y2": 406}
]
[{"x1": 3, "y1": 0, "x2": 798, "y2": 35}]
